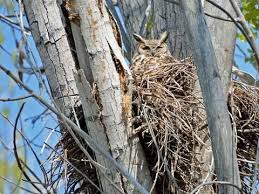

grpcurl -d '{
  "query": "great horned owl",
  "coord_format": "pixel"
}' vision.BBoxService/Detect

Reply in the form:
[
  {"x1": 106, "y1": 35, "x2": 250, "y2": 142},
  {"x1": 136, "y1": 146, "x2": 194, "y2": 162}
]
[
  {"x1": 132, "y1": 31, "x2": 170, "y2": 59},
  {"x1": 132, "y1": 32, "x2": 173, "y2": 83}
]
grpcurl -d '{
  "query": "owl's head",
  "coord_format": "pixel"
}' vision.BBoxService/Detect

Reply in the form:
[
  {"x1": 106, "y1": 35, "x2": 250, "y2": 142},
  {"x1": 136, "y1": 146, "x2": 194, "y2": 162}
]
[{"x1": 133, "y1": 31, "x2": 170, "y2": 56}]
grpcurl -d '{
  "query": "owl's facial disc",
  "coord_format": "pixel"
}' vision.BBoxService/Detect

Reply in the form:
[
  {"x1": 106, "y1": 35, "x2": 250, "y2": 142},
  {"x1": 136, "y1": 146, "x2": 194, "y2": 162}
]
[{"x1": 133, "y1": 32, "x2": 170, "y2": 56}]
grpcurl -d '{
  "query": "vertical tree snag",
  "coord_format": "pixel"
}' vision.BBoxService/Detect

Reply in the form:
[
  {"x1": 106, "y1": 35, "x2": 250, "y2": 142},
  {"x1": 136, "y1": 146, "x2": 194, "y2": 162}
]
[
  {"x1": 73, "y1": 1, "x2": 154, "y2": 192},
  {"x1": 22, "y1": 0, "x2": 242, "y2": 193},
  {"x1": 24, "y1": 0, "x2": 154, "y2": 193},
  {"x1": 180, "y1": 1, "x2": 241, "y2": 193}
]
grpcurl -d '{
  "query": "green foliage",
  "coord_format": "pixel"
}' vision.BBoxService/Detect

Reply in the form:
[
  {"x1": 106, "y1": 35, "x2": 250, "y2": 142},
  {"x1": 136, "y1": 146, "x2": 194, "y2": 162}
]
[
  {"x1": 0, "y1": 31, "x2": 4, "y2": 45},
  {"x1": 0, "y1": 0, "x2": 14, "y2": 13},
  {"x1": 0, "y1": 158, "x2": 23, "y2": 194},
  {"x1": 237, "y1": 0, "x2": 259, "y2": 69},
  {"x1": 145, "y1": 14, "x2": 155, "y2": 34},
  {"x1": 0, "y1": 159, "x2": 8, "y2": 193},
  {"x1": 1, "y1": 107, "x2": 10, "y2": 118},
  {"x1": 11, "y1": 162, "x2": 22, "y2": 193},
  {"x1": 242, "y1": 0, "x2": 259, "y2": 37},
  {"x1": 239, "y1": 0, "x2": 259, "y2": 40}
]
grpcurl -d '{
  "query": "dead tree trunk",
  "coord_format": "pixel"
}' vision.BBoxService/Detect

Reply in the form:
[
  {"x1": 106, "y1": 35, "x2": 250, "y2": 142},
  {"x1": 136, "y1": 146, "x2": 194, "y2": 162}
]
[
  {"x1": 24, "y1": 0, "x2": 153, "y2": 193},
  {"x1": 180, "y1": 1, "x2": 241, "y2": 194}
]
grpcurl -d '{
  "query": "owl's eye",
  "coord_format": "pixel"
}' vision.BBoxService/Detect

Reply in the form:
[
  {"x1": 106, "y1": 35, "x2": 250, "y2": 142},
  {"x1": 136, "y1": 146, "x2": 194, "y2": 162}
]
[
  {"x1": 141, "y1": 46, "x2": 150, "y2": 50},
  {"x1": 157, "y1": 45, "x2": 163, "y2": 49}
]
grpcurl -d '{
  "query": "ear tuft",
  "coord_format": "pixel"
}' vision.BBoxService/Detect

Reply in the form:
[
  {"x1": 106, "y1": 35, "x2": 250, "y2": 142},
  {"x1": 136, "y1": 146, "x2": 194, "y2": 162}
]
[
  {"x1": 133, "y1": 33, "x2": 145, "y2": 43},
  {"x1": 159, "y1": 31, "x2": 169, "y2": 43}
]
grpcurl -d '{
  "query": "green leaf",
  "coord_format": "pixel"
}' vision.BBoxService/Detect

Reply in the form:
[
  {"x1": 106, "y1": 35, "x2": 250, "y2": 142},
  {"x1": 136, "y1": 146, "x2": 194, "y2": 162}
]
[
  {"x1": 237, "y1": 33, "x2": 246, "y2": 41},
  {"x1": 11, "y1": 162, "x2": 22, "y2": 184},
  {"x1": 241, "y1": 0, "x2": 259, "y2": 30},
  {"x1": 2, "y1": 107, "x2": 10, "y2": 118},
  {"x1": 145, "y1": 14, "x2": 155, "y2": 33},
  {"x1": 0, "y1": 159, "x2": 8, "y2": 193},
  {"x1": 0, "y1": 32, "x2": 4, "y2": 45},
  {"x1": 11, "y1": 50, "x2": 17, "y2": 64}
]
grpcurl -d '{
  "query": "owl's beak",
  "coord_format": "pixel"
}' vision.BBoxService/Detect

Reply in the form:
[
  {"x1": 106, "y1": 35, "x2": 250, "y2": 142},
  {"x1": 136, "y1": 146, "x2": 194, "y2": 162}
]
[{"x1": 151, "y1": 49, "x2": 156, "y2": 56}]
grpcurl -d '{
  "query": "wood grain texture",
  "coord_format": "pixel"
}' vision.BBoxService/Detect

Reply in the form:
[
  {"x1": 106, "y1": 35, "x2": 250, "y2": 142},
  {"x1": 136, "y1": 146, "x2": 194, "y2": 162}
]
[{"x1": 118, "y1": 1, "x2": 239, "y2": 192}]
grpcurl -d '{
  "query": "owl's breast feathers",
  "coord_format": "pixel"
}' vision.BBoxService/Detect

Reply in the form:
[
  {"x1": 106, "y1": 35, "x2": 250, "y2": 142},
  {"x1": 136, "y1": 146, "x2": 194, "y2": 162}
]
[{"x1": 131, "y1": 54, "x2": 176, "y2": 81}]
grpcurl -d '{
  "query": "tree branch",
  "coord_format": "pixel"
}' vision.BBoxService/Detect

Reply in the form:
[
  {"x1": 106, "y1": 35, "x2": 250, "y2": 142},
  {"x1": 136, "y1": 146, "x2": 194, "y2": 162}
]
[
  {"x1": 190, "y1": 181, "x2": 243, "y2": 194},
  {"x1": 0, "y1": 95, "x2": 32, "y2": 102},
  {"x1": 0, "y1": 13, "x2": 31, "y2": 34}
]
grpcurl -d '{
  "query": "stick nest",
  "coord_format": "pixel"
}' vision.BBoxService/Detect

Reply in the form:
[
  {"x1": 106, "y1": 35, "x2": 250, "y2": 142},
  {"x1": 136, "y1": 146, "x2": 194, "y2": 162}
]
[
  {"x1": 47, "y1": 55, "x2": 258, "y2": 194},
  {"x1": 230, "y1": 82, "x2": 259, "y2": 193},
  {"x1": 132, "y1": 54, "x2": 259, "y2": 193}
]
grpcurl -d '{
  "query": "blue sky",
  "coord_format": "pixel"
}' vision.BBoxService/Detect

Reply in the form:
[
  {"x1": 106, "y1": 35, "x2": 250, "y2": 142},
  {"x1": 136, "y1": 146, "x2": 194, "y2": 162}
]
[{"x1": 0, "y1": 5, "x2": 60, "y2": 193}]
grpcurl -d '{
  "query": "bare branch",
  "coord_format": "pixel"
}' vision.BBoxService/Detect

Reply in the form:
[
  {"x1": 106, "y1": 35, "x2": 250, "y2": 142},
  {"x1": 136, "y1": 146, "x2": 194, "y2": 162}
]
[
  {"x1": 190, "y1": 181, "x2": 243, "y2": 194},
  {"x1": 143, "y1": 107, "x2": 179, "y2": 191},
  {"x1": 204, "y1": 12, "x2": 233, "y2": 22},
  {"x1": 13, "y1": 103, "x2": 46, "y2": 193},
  {"x1": 238, "y1": 128, "x2": 259, "y2": 133},
  {"x1": 45, "y1": 144, "x2": 104, "y2": 193},
  {"x1": 229, "y1": 0, "x2": 259, "y2": 69},
  {"x1": 164, "y1": 0, "x2": 179, "y2": 5},
  {"x1": 251, "y1": 139, "x2": 259, "y2": 192},
  {"x1": 0, "y1": 175, "x2": 38, "y2": 194},
  {"x1": 0, "y1": 13, "x2": 31, "y2": 34},
  {"x1": 0, "y1": 95, "x2": 32, "y2": 102}
]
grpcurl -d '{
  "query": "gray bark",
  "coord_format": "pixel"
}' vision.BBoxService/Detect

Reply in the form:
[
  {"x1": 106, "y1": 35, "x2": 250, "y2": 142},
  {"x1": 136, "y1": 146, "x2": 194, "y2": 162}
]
[
  {"x1": 23, "y1": 0, "x2": 79, "y2": 116},
  {"x1": 180, "y1": 1, "x2": 241, "y2": 194},
  {"x1": 204, "y1": 0, "x2": 238, "y2": 96}
]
